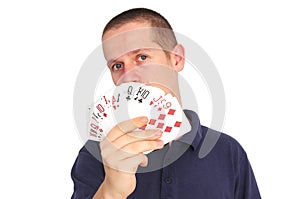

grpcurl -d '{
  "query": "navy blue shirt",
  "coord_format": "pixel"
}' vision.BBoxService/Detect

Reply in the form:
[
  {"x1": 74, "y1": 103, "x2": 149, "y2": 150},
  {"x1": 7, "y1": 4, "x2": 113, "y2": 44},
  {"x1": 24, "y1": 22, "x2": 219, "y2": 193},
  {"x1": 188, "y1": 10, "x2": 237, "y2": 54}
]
[{"x1": 71, "y1": 110, "x2": 261, "y2": 199}]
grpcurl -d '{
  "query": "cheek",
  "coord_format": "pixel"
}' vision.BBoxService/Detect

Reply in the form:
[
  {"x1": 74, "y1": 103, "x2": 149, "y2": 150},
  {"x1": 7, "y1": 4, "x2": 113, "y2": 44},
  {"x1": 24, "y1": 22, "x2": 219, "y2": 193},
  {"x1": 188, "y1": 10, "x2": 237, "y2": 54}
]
[
  {"x1": 156, "y1": 54, "x2": 173, "y2": 67},
  {"x1": 111, "y1": 73, "x2": 120, "y2": 85},
  {"x1": 150, "y1": 58, "x2": 163, "y2": 66}
]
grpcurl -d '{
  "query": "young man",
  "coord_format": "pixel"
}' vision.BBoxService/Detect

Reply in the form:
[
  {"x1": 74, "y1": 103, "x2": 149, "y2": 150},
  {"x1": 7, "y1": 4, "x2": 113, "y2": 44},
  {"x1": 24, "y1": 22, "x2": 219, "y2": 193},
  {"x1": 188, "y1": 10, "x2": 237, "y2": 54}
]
[{"x1": 71, "y1": 8, "x2": 261, "y2": 199}]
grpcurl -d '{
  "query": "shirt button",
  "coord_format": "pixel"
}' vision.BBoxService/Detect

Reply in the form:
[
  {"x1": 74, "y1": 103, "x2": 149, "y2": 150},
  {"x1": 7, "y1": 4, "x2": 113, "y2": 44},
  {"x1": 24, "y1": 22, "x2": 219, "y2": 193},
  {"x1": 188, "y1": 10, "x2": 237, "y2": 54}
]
[{"x1": 165, "y1": 177, "x2": 173, "y2": 184}]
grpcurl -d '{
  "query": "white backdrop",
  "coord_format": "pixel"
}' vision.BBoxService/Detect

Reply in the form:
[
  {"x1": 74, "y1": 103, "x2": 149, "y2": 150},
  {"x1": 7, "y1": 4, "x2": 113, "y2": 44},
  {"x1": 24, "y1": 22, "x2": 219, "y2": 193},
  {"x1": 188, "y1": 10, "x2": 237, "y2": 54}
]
[{"x1": 0, "y1": 0, "x2": 299, "y2": 198}]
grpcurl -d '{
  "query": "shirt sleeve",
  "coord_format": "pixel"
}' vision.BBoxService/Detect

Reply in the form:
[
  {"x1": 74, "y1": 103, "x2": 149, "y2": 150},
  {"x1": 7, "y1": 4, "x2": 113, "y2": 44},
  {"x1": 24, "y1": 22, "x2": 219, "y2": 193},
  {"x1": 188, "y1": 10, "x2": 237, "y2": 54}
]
[
  {"x1": 71, "y1": 141, "x2": 105, "y2": 199},
  {"x1": 234, "y1": 149, "x2": 261, "y2": 199}
]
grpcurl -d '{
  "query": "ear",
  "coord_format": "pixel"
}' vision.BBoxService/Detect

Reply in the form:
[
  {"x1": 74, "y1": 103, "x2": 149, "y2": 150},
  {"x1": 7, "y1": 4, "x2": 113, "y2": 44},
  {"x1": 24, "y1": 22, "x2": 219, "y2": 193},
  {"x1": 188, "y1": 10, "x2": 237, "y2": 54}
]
[{"x1": 171, "y1": 44, "x2": 185, "y2": 72}]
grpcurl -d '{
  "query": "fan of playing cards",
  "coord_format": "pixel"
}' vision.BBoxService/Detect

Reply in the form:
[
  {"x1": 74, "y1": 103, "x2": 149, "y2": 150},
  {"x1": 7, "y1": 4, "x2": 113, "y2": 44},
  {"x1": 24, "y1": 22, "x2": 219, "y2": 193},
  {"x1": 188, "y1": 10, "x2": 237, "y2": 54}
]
[{"x1": 88, "y1": 82, "x2": 191, "y2": 147}]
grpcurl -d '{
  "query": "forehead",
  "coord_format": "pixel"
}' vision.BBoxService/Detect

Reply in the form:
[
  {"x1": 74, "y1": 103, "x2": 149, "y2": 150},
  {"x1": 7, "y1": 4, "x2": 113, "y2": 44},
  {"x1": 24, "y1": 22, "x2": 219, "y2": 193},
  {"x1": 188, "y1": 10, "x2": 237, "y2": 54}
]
[{"x1": 102, "y1": 23, "x2": 162, "y2": 61}]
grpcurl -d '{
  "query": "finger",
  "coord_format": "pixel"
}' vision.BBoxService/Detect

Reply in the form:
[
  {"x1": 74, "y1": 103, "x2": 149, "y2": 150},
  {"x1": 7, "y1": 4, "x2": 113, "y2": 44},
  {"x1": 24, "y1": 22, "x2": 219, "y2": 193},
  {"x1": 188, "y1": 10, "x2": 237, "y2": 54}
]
[
  {"x1": 100, "y1": 130, "x2": 157, "y2": 161},
  {"x1": 106, "y1": 116, "x2": 148, "y2": 142},
  {"x1": 128, "y1": 129, "x2": 162, "y2": 139},
  {"x1": 100, "y1": 138, "x2": 119, "y2": 160},
  {"x1": 100, "y1": 129, "x2": 162, "y2": 155},
  {"x1": 101, "y1": 144, "x2": 136, "y2": 168},
  {"x1": 114, "y1": 153, "x2": 149, "y2": 173},
  {"x1": 138, "y1": 154, "x2": 149, "y2": 167},
  {"x1": 101, "y1": 148, "x2": 148, "y2": 173},
  {"x1": 112, "y1": 129, "x2": 162, "y2": 149},
  {"x1": 121, "y1": 139, "x2": 164, "y2": 154}
]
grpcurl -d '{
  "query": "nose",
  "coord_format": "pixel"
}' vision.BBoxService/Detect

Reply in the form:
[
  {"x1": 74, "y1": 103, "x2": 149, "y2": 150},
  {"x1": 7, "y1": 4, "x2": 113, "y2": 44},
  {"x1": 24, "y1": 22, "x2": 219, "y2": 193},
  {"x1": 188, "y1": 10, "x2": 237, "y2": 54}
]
[
  {"x1": 123, "y1": 59, "x2": 136, "y2": 73},
  {"x1": 117, "y1": 59, "x2": 140, "y2": 84}
]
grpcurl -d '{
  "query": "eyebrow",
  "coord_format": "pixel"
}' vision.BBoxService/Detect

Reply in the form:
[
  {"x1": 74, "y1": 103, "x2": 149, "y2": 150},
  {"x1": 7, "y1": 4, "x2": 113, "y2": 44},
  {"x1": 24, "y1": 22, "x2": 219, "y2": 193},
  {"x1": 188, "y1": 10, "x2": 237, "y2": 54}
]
[{"x1": 106, "y1": 48, "x2": 152, "y2": 66}]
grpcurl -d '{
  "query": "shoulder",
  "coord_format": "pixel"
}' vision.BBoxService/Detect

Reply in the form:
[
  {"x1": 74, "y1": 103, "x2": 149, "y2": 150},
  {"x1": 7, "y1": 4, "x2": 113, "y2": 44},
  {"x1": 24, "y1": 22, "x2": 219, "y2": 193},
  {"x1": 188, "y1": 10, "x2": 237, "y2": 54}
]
[
  {"x1": 71, "y1": 141, "x2": 105, "y2": 197},
  {"x1": 199, "y1": 125, "x2": 248, "y2": 163},
  {"x1": 72, "y1": 140, "x2": 104, "y2": 177}
]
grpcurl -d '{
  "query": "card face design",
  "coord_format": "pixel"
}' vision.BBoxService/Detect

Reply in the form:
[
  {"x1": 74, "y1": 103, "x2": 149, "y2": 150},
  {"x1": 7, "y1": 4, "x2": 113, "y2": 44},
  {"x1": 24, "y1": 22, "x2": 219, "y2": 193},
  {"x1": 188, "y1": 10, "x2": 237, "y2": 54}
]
[{"x1": 87, "y1": 82, "x2": 191, "y2": 147}]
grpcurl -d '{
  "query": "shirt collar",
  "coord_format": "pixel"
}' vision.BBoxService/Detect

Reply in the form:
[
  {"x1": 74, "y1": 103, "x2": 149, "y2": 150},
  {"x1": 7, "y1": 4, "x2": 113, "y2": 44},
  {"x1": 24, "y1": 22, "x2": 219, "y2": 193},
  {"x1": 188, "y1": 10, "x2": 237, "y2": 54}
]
[{"x1": 175, "y1": 109, "x2": 202, "y2": 150}]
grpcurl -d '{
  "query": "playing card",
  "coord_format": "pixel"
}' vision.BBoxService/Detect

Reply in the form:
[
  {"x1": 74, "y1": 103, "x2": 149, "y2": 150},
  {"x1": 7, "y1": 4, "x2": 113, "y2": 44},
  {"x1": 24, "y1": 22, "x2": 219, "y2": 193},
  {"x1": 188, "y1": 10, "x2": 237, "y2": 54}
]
[
  {"x1": 111, "y1": 82, "x2": 145, "y2": 125},
  {"x1": 139, "y1": 93, "x2": 191, "y2": 143},
  {"x1": 127, "y1": 84, "x2": 165, "y2": 119},
  {"x1": 88, "y1": 88, "x2": 115, "y2": 141},
  {"x1": 148, "y1": 89, "x2": 168, "y2": 108},
  {"x1": 87, "y1": 83, "x2": 191, "y2": 152},
  {"x1": 157, "y1": 94, "x2": 191, "y2": 143}
]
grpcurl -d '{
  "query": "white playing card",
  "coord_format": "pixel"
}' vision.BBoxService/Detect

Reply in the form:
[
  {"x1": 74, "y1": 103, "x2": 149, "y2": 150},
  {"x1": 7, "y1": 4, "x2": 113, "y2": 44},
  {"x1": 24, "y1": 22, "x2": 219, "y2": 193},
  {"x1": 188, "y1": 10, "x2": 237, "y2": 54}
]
[
  {"x1": 129, "y1": 86, "x2": 191, "y2": 145},
  {"x1": 127, "y1": 84, "x2": 165, "y2": 120},
  {"x1": 88, "y1": 83, "x2": 146, "y2": 141},
  {"x1": 88, "y1": 83, "x2": 191, "y2": 153},
  {"x1": 158, "y1": 94, "x2": 191, "y2": 143},
  {"x1": 141, "y1": 93, "x2": 191, "y2": 154},
  {"x1": 100, "y1": 89, "x2": 116, "y2": 133},
  {"x1": 88, "y1": 88, "x2": 115, "y2": 141},
  {"x1": 111, "y1": 82, "x2": 145, "y2": 125}
]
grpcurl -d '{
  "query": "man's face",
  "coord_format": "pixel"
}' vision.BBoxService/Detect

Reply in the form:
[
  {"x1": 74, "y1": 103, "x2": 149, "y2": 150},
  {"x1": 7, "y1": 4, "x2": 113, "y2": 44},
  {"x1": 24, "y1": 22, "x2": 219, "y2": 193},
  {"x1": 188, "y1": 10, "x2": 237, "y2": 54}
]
[{"x1": 102, "y1": 22, "x2": 178, "y2": 86}]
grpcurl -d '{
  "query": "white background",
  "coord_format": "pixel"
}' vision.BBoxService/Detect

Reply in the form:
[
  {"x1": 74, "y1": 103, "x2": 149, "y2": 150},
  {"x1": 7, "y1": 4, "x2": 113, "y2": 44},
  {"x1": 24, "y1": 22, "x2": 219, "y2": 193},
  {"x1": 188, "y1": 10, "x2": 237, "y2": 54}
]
[{"x1": 0, "y1": 0, "x2": 299, "y2": 198}]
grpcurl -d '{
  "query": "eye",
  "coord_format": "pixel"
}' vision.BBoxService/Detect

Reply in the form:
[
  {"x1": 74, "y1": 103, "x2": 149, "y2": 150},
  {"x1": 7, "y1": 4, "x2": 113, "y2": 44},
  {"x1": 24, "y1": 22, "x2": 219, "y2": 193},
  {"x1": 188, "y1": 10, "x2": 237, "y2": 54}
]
[
  {"x1": 111, "y1": 63, "x2": 123, "y2": 71},
  {"x1": 137, "y1": 55, "x2": 147, "y2": 61}
]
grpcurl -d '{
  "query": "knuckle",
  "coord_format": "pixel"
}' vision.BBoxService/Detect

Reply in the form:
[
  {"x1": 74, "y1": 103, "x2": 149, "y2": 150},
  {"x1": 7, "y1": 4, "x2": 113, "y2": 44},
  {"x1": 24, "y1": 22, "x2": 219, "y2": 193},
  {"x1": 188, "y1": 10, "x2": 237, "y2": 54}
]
[
  {"x1": 149, "y1": 141, "x2": 158, "y2": 149},
  {"x1": 127, "y1": 131, "x2": 140, "y2": 139},
  {"x1": 125, "y1": 144, "x2": 136, "y2": 154}
]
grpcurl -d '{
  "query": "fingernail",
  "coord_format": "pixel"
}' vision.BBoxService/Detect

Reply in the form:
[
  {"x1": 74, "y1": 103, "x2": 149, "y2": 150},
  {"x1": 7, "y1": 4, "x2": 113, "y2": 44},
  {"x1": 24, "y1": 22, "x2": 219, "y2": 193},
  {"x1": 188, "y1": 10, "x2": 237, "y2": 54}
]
[
  {"x1": 155, "y1": 131, "x2": 162, "y2": 136},
  {"x1": 140, "y1": 117, "x2": 148, "y2": 123}
]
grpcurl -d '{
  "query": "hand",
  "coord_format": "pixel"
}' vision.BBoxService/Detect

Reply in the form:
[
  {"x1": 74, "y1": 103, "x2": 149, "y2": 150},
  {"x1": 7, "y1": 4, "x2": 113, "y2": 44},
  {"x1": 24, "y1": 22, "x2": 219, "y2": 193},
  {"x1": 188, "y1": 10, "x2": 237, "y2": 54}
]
[{"x1": 94, "y1": 116, "x2": 164, "y2": 199}]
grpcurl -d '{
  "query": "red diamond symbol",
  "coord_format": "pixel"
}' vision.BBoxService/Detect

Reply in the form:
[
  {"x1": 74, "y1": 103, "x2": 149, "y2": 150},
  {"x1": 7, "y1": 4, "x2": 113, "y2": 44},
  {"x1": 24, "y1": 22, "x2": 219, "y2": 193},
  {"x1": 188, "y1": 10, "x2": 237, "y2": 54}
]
[
  {"x1": 168, "y1": 109, "x2": 176, "y2": 115},
  {"x1": 149, "y1": 119, "x2": 156, "y2": 125},
  {"x1": 174, "y1": 121, "x2": 182, "y2": 127},
  {"x1": 99, "y1": 129, "x2": 103, "y2": 132},
  {"x1": 156, "y1": 123, "x2": 164, "y2": 129},
  {"x1": 158, "y1": 114, "x2": 166, "y2": 120},
  {"x1": 157, "y1": 107, "x2": 162, "y2": 111},
  {"x1": 165, "y1": 126, "x2": 172, "y2": 132},
  {"x1": 103, "y1": 113, "x2": 107, "y2": 117}
]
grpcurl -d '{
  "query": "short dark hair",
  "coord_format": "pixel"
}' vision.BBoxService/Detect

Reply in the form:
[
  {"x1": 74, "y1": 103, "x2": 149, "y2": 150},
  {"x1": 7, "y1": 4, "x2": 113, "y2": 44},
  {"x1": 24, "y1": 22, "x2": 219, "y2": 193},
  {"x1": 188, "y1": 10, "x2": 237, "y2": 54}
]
[{"x1": 102, "y1": 8, "x2": 178, "y2": 53}]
